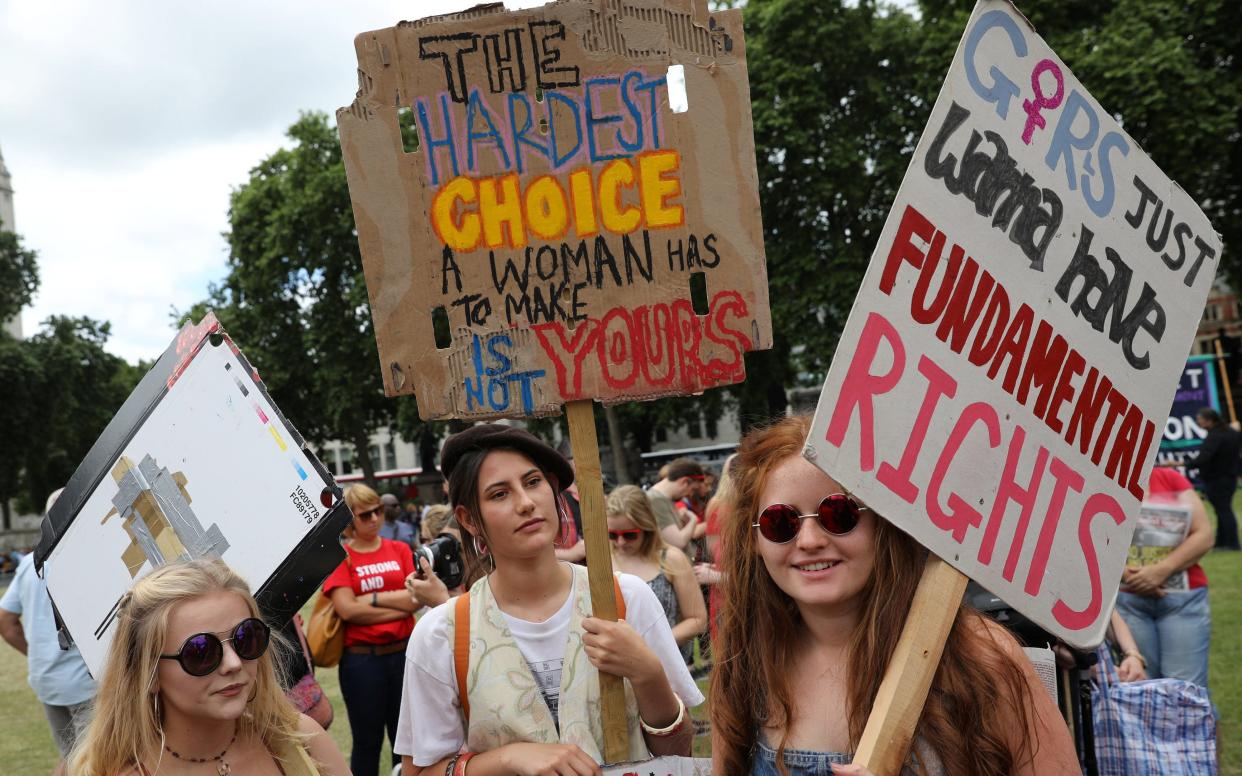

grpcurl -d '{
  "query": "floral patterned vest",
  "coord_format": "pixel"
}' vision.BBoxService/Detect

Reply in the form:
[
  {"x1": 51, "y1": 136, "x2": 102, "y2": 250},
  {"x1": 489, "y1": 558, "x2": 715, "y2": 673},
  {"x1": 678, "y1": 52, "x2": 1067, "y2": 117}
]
[{"x1": 448, "y1": 564, "x2": 650, "y2": 762}]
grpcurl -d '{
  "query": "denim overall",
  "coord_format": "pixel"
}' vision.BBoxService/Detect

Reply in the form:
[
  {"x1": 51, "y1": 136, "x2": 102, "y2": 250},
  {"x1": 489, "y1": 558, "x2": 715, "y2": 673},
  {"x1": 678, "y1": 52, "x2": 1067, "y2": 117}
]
[
  {"x1": 749, "y1": 739, "x2": 851, "y2": 776},
  {"x1": 749, "y1": 737, "x2": 943, "y2": 776}
]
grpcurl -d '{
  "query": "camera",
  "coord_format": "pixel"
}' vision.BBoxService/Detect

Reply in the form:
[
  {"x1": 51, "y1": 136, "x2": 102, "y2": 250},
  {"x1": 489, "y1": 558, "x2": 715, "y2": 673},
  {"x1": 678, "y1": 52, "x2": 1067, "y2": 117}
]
[{"x1": 415, "y1": 533, "x2": 464, "y2": 589}]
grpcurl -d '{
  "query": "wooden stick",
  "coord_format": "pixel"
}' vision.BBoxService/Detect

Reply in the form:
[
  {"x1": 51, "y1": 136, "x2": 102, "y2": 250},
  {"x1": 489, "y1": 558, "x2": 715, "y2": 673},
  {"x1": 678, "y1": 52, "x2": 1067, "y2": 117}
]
[
  {"x1": 852, "y1": 555, "x2": 968, "y2": 776},
  {"x1": 1058, "y1": 667, "x2": 1077, "y2": 756},
  {"x1": 1214, "y1": 339, "x2": 1237, "y2": 424},
  {"x1": 565, "y1": 399, "x2": 629, "y2": 763}
]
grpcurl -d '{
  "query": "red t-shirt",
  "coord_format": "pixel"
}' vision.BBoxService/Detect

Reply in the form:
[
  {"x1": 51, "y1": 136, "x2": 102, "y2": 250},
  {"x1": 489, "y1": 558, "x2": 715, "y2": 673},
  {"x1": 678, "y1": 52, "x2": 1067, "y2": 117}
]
[
  {"x1": 1147, "y1": 467, "x2": 1208, "y2": 589},
  {"x1": 704, "y1": 504, "x2": 725, "y2": 641},
  {"x1": 322, "y1": 539, "x2": 416, "y2": 646}
]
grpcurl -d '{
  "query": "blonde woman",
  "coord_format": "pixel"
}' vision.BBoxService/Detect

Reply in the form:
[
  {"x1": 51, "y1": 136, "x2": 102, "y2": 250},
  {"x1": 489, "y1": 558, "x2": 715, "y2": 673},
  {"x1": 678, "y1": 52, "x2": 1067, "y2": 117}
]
[
  {"x1": 69, "y1": 559, "x2": 348, "y2": 776},
  {"x1": 419, "y1": 504, "x2": 456, "y2": 544},
  {"x1": 607, "y1": 485, "x2": 707, "y2": 664},
  {"x1": 323, "y1": 483, "x2": 417, "y2": 776}
]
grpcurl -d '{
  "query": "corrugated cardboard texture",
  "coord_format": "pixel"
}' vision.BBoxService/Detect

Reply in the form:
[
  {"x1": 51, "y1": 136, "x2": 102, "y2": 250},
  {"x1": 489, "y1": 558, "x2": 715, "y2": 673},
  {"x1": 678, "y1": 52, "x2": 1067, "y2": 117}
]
[{"x1": 338, "y1": 0, "x2": 771, "y2": 420}]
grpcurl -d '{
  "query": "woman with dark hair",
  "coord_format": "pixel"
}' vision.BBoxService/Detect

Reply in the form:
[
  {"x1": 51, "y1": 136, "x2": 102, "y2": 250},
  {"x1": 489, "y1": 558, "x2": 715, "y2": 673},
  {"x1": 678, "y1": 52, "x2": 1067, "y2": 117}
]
[
  {"x1": 711, "y1": 416, "x2": 1077, "y2": 776},
  {"x1": 395, "y1": 424, "x2": 702, "y2": 776}
]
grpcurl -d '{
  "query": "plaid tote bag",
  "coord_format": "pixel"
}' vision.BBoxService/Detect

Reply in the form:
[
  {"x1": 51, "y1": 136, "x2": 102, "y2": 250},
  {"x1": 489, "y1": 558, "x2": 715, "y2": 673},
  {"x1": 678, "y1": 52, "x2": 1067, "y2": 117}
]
[{"x1": 1092, "y1": 645, "x2": 1216, "y2": 775}]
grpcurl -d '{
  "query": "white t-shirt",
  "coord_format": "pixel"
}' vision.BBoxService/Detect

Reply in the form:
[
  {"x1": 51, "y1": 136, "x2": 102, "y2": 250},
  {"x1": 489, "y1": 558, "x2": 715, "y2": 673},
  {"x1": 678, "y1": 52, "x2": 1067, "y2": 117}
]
[
  {"x1": 394, "y1": 571, "x2": 705, "y2": 766},
  {"x1": 504, "y1": 587, "x2": 574, "y2": 730}
]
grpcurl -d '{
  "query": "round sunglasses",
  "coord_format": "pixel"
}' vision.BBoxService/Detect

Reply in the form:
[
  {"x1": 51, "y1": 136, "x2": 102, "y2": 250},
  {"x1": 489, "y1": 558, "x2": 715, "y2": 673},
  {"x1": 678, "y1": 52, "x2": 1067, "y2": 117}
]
[
  {"x1": 159, "y1": 617, "x2": 271, "y2": 677},
  {"x1": 753, "y1": 494, "x2": 870, "y2": 544},
  {"x1": 608, "y1": 529, "x2": 644, "y2": 542}
]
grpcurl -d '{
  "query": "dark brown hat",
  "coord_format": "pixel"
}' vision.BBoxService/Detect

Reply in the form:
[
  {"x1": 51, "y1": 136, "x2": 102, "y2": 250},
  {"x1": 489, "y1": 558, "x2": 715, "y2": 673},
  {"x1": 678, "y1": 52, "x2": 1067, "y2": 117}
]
[{"x1": 439, "y1": 424, "x2": 574, "y2": 490}]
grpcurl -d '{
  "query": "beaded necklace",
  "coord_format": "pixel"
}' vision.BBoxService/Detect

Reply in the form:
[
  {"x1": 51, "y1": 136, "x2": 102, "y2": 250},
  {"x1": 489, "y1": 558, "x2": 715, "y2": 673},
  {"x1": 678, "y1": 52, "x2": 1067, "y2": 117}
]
[{"x1": 164, "y1": 728, "x2": 237, "y2": 775}]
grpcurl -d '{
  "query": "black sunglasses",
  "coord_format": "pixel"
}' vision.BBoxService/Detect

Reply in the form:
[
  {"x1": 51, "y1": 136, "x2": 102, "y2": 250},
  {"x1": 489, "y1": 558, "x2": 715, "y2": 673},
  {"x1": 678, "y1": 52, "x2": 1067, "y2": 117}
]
[
  {"x1": 608, "y1": 529, "x2": 643, "y2": 542},
  {"x1": 753, "y1": 494, "x2": 869, "y2": 544},
  {"x1": 159, "y1": 618, "x2": 271, "y2": 677},
  {"x1": 356, "y1": 505, "x2": 383, "y2": 520}
]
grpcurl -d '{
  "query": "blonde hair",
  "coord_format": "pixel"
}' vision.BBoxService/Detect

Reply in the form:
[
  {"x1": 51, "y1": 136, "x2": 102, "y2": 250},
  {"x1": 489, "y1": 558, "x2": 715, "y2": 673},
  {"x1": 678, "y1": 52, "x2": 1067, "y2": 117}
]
[
  {"x1": 422, "y1": 504, "x2": 454, "y2": 538},
  {"x1": 343, "y1": 484, "x2": 380, "y2": 513},
  {"x1": 606, "y1": 485, "x2": 666, "y2": 565},
  {"x1": 70, "y1": 559, "x2": 305, "y2": 776},
  {"x1": 713, "y1": 454, "x2": 738, "y2": 507}
]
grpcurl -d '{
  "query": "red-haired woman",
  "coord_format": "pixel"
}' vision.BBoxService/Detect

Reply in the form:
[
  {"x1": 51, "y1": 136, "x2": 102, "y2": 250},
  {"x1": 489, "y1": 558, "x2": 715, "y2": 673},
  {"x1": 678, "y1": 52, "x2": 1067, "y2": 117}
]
[{"x1": 711, "y1": 415, "x2": 1078, "y2": 775}]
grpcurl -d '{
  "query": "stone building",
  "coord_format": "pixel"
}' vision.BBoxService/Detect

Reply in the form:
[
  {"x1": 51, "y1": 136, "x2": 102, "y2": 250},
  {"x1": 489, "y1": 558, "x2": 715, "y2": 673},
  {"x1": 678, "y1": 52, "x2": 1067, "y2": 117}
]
[{"x1": 0, "y1": 144, "x2": 23, "y2": 339}]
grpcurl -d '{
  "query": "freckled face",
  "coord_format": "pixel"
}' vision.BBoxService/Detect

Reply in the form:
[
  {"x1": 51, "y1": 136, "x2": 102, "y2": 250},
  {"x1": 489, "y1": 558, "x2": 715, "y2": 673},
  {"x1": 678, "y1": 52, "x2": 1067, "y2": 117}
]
[
  {"x1": 474, "y1": 450, "x2": 559, "y2": 558},
  {"x1": 755, "y1": 456, "x2": 876, "y2": 617}
]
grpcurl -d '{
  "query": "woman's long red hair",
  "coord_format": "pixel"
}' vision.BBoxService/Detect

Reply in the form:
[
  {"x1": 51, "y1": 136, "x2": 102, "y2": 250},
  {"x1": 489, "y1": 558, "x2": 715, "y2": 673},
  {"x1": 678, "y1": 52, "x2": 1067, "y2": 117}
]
[{"x1": 710, "y1": 415, "x2": 1038, "y2": 775}]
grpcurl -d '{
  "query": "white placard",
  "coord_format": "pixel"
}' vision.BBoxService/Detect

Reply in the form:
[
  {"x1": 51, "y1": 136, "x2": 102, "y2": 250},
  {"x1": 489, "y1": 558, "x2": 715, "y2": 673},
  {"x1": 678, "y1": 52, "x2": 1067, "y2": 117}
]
[
  {"x1": 43, "y1": 338, "x2": 336, "y2": 673},
  {"x1": 806, "y1": 0, "x2": 1219, "y2": 648}
]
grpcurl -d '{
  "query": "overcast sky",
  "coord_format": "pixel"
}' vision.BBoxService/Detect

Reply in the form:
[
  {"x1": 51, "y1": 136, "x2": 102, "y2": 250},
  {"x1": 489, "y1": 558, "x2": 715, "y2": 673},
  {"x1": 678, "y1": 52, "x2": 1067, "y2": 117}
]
[{"x1": 0, "y1": 0, "x2": 550, "y2": 363}]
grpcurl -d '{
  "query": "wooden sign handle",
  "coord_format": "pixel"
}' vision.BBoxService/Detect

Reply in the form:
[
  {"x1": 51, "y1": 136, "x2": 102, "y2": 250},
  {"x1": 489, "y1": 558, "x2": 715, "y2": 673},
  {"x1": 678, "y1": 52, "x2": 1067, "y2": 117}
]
[
  {"x1": 852, "y1": 555, "x2": 968, "y2": 776},
  {"x1": 1214, "y1": 339, "x2": 1237, "y2": 424},
  {"x1": 565, "y1": 399, "x2": 629, "y2": 763}
]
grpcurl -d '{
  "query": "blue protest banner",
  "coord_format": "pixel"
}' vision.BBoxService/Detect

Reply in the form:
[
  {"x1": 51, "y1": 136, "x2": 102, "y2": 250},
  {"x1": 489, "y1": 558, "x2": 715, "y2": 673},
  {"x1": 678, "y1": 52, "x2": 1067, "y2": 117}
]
[{"x1": 1156, "y1": 355, "x2": 1221, "y2": 472}]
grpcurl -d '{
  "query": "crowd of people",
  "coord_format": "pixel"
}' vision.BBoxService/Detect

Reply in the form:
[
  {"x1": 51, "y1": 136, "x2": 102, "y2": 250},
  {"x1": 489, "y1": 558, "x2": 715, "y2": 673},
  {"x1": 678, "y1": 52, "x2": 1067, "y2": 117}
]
[{"x1": 0, "y1": 408, "x2": 1233, "y2": 774}]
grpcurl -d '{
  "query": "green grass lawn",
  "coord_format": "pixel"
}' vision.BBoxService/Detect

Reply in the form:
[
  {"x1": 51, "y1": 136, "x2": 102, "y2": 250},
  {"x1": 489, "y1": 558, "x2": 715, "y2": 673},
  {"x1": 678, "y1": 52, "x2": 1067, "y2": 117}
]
[
  {"x1": 3, "y1": 504, "x2": 1238, "y2": 773},
  {"x1": 1205, "y1": 547, "x2": 1241, "y2": 775},
  {"x1": 1183, "y1": 486, "x2": 1242, "y2": 775}
]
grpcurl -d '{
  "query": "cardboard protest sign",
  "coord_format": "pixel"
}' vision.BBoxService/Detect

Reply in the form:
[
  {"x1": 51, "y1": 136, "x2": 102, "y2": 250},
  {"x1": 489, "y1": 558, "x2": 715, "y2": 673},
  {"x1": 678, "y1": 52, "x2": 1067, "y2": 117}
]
[
  {"x1": 34, "y1": 314, "x2": 352, "y2": 674},
  {"x1": 337, "y1": 0, "x2": 771, "y2": 420},
  {"x1": 603, "y1": 757, "x2": 711, "y2": 776},
  {"x1": 806, "y1": 0, "x2": 1220, "y2": 649},
  {"x1": 1156, "y1": 355, "x2": 1220, "y2": 470}
]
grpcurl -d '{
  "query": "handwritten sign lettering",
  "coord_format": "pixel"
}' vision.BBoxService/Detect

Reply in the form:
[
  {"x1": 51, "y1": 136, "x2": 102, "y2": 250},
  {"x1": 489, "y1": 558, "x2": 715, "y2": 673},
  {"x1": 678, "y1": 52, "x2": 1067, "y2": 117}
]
[
  {"x1": 807, "y1": 0, "x2": 1220, "y2": 648},
  {"x1": 339, "y1": 0, "x2": 770, "y2": 419}
]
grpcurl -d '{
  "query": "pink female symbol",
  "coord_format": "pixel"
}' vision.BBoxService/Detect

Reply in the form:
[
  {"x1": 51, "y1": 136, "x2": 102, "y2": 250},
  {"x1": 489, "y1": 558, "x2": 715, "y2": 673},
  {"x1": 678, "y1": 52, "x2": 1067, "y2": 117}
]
[{"x1": 1021, "y1": 59, "x2": 1064, "y2": 144}]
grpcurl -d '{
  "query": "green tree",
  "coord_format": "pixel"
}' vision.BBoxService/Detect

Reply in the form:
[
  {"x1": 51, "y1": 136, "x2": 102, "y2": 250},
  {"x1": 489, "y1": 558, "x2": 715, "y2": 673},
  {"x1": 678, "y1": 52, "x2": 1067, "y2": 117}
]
[
  {"x1": 15, "y1": 317, "x2": 141, "y2": 518},
  {"x1": 742, "y1": 0, "x2": 924, "y2": 392},
  {"x1": 0, "y1": 230, "x2": 42, "y2": 527},
  {"x1": 741, "y1": 0, "x2": 1239, "y2": 417},
  {"x1": 0, "y1": 231, "x2": 39, "y2": 321},
  {"x1": 0, "y1": 235, "x2": 141, "y2": 525},
  {"x1": 0, "y1": 333, "x2": 39, "y2": 528},
  {"x1": 187, "y1": 112, "x2": 436, "y2": 485}
]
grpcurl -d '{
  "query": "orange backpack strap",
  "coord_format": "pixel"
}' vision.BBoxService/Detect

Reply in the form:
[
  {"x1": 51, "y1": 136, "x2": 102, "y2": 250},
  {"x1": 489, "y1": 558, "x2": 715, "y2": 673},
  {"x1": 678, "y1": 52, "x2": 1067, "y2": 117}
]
[
  {"x1": 613, "y1": 575, "x2": 626, "y2": 621},
  {"x1": 454, "y1": 593, "x2": 471, "y2": 724},
  {"x1": 454, "y1": 578, "x2": 623, "y2": 725}
]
